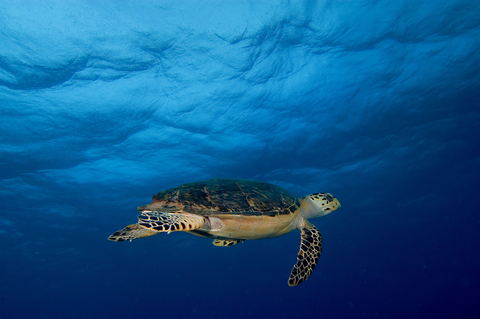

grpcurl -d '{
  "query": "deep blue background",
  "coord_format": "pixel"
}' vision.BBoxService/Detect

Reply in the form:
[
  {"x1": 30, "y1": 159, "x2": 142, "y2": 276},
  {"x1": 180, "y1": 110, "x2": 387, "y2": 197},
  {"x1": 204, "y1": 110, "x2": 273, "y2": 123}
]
[{"x1": 1, "y1": 1, "x2": 479, "y2": 318}]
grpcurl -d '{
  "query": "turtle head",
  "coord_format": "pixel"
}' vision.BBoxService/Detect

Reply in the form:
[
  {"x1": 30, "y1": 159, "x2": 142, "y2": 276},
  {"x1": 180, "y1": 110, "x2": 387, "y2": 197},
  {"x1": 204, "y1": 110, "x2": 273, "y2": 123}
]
[{"x1": 300, "y1": 193, "x2": 341, "y2": 219}]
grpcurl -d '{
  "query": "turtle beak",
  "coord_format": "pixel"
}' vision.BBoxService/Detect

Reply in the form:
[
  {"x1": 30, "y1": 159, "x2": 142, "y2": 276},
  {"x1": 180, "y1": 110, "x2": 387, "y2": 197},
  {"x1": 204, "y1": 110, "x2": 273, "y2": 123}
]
[{"x1": 330, "y1": 198, "x2": 341, "y2": 211}]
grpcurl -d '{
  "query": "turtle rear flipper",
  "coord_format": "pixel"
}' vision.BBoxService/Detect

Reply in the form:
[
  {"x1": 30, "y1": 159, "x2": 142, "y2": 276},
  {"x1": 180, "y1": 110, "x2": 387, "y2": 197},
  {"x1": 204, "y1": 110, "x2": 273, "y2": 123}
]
[
  {"x1": 288, "y1": 223, "x2": 322, "y2": 286},
  {"x1": 108, "y1": 224, "x2": 159, "y2": 242},
  {"x1": 138, "y1": 211, "x2": 205, "y2": 233},
  {"x1": 212, "y1": 239, "x2": 245, "y2": 246}
]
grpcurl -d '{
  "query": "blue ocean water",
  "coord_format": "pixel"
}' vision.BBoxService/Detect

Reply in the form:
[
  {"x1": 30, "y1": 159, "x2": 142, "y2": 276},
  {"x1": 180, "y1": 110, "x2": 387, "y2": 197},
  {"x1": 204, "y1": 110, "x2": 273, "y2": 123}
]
[{"x1": 1, "y1": 1, "x2": 480, "y2": 318}]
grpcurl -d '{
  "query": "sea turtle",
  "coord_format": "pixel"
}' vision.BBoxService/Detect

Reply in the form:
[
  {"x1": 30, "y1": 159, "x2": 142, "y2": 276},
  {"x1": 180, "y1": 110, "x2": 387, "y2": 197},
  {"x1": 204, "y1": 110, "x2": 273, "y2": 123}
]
[{"x1": 108, "y1": 178, "x2": 340, "y2": 286}]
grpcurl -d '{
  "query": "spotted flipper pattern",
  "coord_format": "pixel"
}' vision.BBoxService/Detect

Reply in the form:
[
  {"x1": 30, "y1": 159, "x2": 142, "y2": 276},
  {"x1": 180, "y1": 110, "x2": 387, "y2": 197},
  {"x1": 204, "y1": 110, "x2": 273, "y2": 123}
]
[
  {"x1": 288, "y1": 223, "x2": 322, "y2": 286},
  {"x1": 138, "y1": 211, "x2": 205, "y2": 233},
  {"x1": 108, "y1": 223, "x2": 159, "y2": 242},
  {"x1": 212, "y1": 239, "x2": 245, "y2": 247}
]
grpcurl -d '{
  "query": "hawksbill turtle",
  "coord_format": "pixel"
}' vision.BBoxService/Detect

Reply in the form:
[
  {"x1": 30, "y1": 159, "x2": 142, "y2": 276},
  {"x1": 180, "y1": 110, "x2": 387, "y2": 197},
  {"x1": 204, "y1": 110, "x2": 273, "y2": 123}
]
[{"x1": 108, "y1": 178, "x2": 340, "y2": 286}]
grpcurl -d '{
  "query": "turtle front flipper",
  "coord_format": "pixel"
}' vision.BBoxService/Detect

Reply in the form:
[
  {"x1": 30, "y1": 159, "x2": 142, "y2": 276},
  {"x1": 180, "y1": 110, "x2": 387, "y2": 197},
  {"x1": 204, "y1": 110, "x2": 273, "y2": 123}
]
[
  {"x1": 288, "y1": 222, "x2": 322, "y2": 286},
  {"x1": 108, "y1": 223, "x2": 159, "y2": 242},
  {"x1": 138, "y1": 211, "x2": 205, "y2": 233},
  {"x1": 212, "y1": 239, "x2": 245, "y2": 247}
]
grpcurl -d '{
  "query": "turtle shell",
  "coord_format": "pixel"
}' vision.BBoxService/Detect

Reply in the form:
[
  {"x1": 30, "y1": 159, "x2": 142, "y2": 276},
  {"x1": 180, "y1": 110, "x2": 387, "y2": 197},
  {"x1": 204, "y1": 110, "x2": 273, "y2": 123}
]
[{"x1": 141, "y1": 178, "x2": 300, "y2": 217}]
